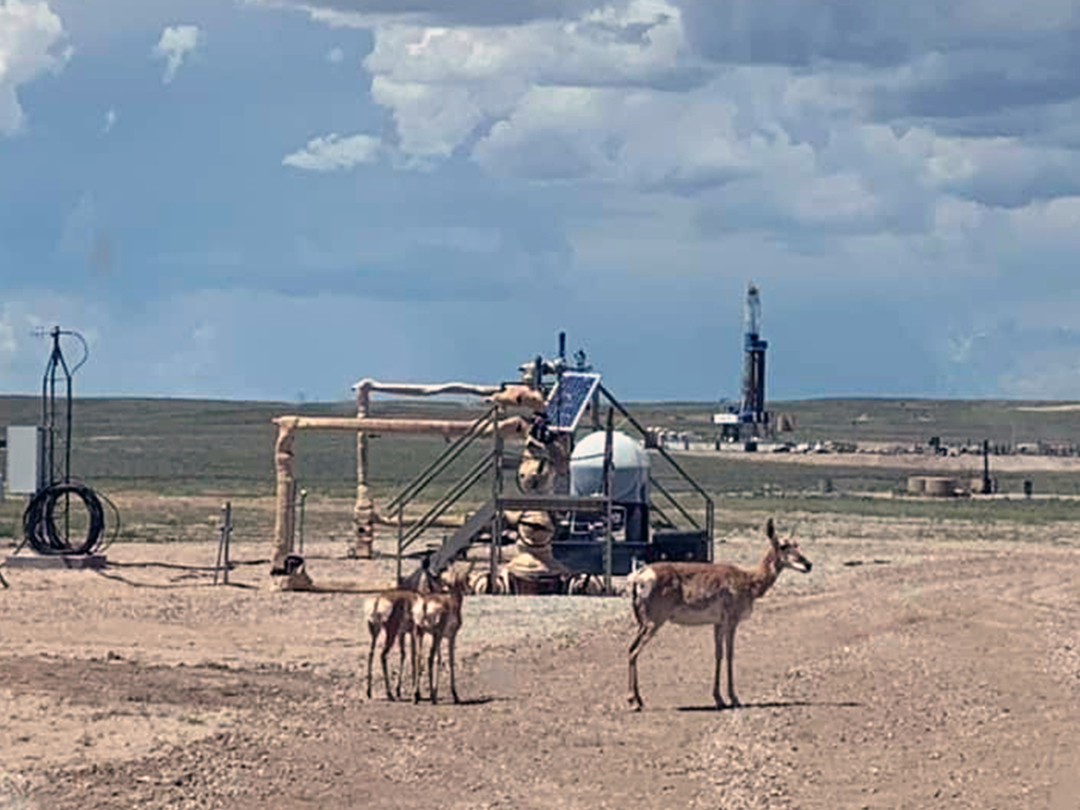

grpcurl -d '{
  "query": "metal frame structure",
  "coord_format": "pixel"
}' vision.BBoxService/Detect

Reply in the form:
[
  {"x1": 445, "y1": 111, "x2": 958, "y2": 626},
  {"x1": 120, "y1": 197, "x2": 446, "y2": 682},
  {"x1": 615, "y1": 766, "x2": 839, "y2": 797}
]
[{"x1": 269, "y1": 332, "x2": 715, "y2": 594}]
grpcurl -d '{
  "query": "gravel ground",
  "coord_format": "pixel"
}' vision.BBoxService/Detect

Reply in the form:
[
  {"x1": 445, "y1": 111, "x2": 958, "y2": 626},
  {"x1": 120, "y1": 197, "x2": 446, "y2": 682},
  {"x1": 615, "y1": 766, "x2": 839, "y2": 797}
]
[{"x1": 2, "y1": 512, "x2": 1079, "y2": 809}]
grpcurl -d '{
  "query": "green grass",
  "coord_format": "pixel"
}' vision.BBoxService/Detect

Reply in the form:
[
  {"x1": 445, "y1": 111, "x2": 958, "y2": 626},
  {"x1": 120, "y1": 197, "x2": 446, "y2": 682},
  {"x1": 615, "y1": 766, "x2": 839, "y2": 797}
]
[
  {"x1": 4, "y1": 394, "x2": 1080, "y2": 539},
  {"x1": 713, "y1": 493, "x2": 1080, "y2": 526},
  {"x1": 628, "y1": 397, "x2": 1080, "y2": 447}
]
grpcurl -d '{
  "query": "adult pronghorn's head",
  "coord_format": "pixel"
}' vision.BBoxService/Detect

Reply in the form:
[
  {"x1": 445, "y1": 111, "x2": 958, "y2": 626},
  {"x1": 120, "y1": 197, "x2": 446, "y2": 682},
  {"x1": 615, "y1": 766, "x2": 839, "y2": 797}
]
[{"x1": 766, "y1": 518, "x2": 813, "y2": 574}]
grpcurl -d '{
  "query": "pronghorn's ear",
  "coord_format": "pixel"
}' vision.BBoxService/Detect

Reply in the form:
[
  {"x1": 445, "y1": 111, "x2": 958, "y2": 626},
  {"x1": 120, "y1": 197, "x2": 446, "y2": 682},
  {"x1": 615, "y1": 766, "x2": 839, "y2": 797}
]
[{"x1": 766, "y1": 518, "x2": 779, "y2": 548}]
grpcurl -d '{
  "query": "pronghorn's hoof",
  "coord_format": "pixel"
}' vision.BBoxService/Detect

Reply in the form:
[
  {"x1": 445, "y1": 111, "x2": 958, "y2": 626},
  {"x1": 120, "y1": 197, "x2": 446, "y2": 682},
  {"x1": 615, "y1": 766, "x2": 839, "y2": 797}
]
[{"x1": 728, "y1": 696, "x2": 742, "y2": 709}]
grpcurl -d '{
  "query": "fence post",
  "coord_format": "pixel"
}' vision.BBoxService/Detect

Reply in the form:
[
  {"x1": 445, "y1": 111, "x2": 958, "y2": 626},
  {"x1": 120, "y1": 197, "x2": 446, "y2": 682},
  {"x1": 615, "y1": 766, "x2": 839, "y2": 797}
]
[
  {"x1": 214, "y1": 501, "x2": 233, "y2": 586},
  {"x1": 223, "y1": 502, "x2": 232, "y2": 585},
  {"x1": 297, "y1": 488, "x2": 308, "y2": 554}
]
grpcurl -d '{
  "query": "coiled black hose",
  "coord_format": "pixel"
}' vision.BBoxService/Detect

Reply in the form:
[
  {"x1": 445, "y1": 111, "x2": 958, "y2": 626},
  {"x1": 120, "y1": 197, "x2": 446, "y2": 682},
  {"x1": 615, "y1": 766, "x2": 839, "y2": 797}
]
[{"x1": 22, "y1": 481, "x2": 118, "y2": 556}]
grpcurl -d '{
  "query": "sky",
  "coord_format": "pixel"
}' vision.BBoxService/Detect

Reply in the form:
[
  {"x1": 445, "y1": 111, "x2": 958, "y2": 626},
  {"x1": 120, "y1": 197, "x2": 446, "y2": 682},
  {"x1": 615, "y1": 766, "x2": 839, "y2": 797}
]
[{"x1": 3, "y1": 0, "x2": 1080, "y2": 403}]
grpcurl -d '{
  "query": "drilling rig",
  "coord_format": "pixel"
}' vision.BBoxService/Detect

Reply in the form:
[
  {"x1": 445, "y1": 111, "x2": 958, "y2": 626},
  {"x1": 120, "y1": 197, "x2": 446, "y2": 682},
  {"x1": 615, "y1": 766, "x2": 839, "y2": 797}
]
[{"x1": 714, "y1": 282, "x2": 773, "y2": 444}]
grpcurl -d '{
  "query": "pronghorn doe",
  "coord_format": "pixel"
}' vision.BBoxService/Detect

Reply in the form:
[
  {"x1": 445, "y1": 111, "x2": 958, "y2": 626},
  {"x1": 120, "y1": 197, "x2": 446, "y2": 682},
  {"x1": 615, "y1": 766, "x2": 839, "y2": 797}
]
[
  {"x1": 626, "y1": 518, "x2": 812, "y2": 711},
  {"x1": 364, "y1": 557, "x2": 441, "y2": 702},
  {"x1": 412, "y1": 563, "x2": 473, "y2": 704}
]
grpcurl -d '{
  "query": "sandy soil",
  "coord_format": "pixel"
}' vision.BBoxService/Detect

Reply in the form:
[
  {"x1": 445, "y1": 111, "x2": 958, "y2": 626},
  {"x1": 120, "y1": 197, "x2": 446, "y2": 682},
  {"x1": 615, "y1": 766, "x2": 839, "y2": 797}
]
[{"x1": 1, "y1": 512, "x2": 1079, "y2": 809}]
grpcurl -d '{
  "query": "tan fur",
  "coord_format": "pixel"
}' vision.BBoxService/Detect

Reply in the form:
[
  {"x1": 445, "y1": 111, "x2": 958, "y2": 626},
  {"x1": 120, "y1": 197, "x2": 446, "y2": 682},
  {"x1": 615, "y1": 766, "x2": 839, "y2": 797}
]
[
  {"x1": 627, "y1": 518, "x2": 812, "y2": 711},
  {"x1": 363, "y1": 559, "x2": 449, "y2": 701},
  {"x1": 365, "y1": 589, "x2": 422, "y2": 701},
  {"x1": 412, "y1": 565, "x2": 474, "y2": 704}
]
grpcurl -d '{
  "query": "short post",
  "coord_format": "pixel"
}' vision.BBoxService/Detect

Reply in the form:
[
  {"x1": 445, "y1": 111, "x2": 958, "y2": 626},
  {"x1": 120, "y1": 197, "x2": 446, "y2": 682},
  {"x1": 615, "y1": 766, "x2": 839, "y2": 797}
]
[
  {"x1": 602, "y1": 407, "x2": 615, "y2": 594},
  {"x1": 215, "y1": 501, "x2": 233, "y2": 585},
  {"x1": 491, "y1": 406, "x2": 504, "y2": 592},
  {"x1": 297, "y1": 488, "x2": 308, "y2": 554}
]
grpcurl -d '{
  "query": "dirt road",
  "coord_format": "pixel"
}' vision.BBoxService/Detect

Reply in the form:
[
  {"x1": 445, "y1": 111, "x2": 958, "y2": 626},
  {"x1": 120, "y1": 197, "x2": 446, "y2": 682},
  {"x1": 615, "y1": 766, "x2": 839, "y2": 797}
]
[{"x1": 2, "y1": 530, "x2": 1079, "y2": 809}]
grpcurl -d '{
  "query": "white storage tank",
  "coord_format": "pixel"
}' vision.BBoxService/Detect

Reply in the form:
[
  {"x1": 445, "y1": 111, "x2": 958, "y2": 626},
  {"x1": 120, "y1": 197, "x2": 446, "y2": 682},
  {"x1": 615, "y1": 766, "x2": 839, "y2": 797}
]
[{"x1": 569, "y1": 430, "x2": 651, "y2": 504}]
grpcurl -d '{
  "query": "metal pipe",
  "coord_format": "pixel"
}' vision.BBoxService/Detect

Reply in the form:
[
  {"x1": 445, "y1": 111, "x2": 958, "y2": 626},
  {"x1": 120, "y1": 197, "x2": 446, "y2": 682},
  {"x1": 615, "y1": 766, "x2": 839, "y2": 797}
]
[
  {"x1": 602, "y1": 407, "x2": 614, "y2": 594},
  {"x1": 491, "y1": 408, "x2": 504, "y2": 591},
  {"x1": 351, "y1": 379, "x2": 501, "y2": 398},
  {"x1": 273, "y1": 415, "x2": 528, "y2": 436}
]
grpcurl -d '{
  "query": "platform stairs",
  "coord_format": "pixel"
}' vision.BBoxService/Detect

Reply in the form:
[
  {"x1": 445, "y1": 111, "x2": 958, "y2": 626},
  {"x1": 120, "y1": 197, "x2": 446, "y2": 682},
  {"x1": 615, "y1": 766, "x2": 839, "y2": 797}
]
[{"x1": 387, "y1": 386, "x2": 715, "y2": 589}]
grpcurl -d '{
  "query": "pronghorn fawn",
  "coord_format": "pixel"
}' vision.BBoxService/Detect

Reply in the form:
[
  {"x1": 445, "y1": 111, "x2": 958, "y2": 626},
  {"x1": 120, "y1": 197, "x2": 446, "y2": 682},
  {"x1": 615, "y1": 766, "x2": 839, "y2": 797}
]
[
  {"x1": 626, "y1": 518, "x2": 812, "y2": 711},
  {"x1": 364, "y1": 557, "x2": 442, "y2": 702},
  {"x1": 412, "y1": 563, "x2": 473, "y2": 704},
  {"x1": 365, "y1": 588, "x2": 421, "y2": 701}
]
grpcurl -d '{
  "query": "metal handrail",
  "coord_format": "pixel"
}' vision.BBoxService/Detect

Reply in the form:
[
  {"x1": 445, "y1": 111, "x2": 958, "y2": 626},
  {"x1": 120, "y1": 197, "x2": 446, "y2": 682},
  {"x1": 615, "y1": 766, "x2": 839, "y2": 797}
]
[
  {"x1": 600, "y1": 384, "x2": 715, "y2": 544},
  {"x1": 386, "y1": 404, "x2": 498, "y2": 513},
  {"x1": 648, "y1": 502, "x2": 677, "y2": 530},
  {"x1": 649, "y1": 474, "x2": 700, "y2": 530},
  {"x1": 398, "y1": 451, "x2": 495, "y2": 551}
]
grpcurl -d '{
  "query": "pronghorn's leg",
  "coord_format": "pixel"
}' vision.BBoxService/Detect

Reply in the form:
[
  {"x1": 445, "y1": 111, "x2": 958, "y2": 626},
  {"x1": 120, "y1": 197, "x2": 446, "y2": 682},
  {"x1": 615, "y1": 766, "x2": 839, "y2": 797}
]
[
  {"x1": 379, "y1": 627, "x2": 397, "y2": 701},
  {"x1": 412, "y1": 631, "x2": 425, "y2": 703},
  {"x1": 395, "y1": 627, "x2": 407, "y2": 699},
  {"x1": 627, "y1": 621, "x2": 660, "y2": 711},
  {"x1": 408, "y1": 628, "x2": 418, "y2": 703},
  {"x1": 447, "y1": 631, "x2": 460, "y2": 704},
  {"x1": 365, "y1": 623, "x2": 379, "y2": 700},
  {"x1": 428, "y1": 634, "x2": 441, "y2": 704},
  {"x1": 712, "y1": 624, "x2": 727, "y2": 709},
  {"x1": 724, "y1": 623, "x2": 741, "y2": 707}
]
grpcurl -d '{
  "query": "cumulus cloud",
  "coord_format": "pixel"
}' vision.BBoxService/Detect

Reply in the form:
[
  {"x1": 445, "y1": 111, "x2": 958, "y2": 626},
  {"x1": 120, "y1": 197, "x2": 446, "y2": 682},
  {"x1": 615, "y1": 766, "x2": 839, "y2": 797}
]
[
  {"x1": 244, "y1": 0, "x2": 601, "y2": 27},
  {"x1": 0, "y1": 0, "x2": 68, "y2": 134},
  {"x1": 252, "y1": 0, "x2": 1080, "y2": 247},
  {"x1": 282, "y1": 132, "x2": 384, "y2": 171},
  {"x1": 152, "y1": 24, "x2": 203, "y2": 85},
  {"x1": 102, "y1": 106, "x2": 116, "y2": 133},
  {"x1": 247, "y1": 0, "x2": 1080, "y2": 396}
]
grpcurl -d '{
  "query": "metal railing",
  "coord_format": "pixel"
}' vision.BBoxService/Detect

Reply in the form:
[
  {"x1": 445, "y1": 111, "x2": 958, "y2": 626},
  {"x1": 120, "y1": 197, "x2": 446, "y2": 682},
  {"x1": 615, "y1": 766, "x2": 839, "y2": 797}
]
[
  {"x1": 389, "y1": 405, "x2": 503, "y2": 583},
  {"x1": 599, "y1": 384, "x2": 716, "y2": 559}
]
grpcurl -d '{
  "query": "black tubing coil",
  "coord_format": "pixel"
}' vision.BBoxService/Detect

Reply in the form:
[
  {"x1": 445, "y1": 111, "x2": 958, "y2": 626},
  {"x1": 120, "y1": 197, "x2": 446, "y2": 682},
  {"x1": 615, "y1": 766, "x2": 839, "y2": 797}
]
[{"x1": 22, "y1": 481, "x2": 115, "y2": 556}]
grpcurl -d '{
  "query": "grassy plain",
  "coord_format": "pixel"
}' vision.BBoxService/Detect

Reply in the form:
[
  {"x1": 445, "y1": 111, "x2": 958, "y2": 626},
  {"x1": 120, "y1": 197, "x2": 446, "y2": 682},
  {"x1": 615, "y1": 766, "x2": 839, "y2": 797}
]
[{"x1": 3, "y1": 394, "x2": 1080, "y2": 544}]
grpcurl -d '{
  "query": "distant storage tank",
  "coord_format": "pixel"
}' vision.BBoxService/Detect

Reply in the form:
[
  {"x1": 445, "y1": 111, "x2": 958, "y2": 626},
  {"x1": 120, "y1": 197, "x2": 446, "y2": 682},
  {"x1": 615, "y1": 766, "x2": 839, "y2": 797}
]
[{"x1": 569, "y1": 430, "x2": 651, "y2": 504}]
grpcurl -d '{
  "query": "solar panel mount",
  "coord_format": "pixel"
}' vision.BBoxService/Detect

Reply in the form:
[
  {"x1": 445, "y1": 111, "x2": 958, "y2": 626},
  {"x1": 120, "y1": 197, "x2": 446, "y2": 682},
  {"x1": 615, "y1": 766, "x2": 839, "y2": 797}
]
[{"x1": 544, "y1": 371, "x2": 601, "y2": 433}]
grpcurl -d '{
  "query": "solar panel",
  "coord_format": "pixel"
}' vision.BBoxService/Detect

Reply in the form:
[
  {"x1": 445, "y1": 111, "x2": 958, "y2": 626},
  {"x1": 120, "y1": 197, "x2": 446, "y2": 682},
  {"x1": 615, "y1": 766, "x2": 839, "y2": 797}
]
[{"x1": 544, "y1": 371, "x2": 601, "y2": 433}]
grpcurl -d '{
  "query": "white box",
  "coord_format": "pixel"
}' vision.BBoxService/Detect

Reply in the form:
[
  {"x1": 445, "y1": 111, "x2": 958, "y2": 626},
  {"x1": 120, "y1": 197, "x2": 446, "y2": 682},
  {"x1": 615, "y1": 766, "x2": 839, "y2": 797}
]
[{"x1": 5, "y1": 426, "x2": 45, "y2": 495}]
